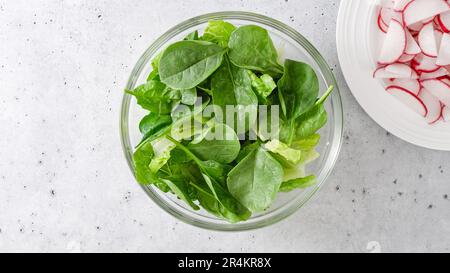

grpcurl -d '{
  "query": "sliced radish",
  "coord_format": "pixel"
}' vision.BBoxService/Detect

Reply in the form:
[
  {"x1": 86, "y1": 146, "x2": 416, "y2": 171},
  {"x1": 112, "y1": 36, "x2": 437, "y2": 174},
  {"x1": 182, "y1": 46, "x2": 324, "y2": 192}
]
[
  {"x1": 379, "y1": 0, "x2": 396, "y2": 8},
  {"x1": 438, "y1": 11, "x2": 450, "y2": 33},
  {"x1": 398, "y1": 53, "x2": 416, "y2": 63},
  {"x1": 419, "y1": 88, "x2": 443, "y2": 123},
  {"x1": 435, "y1": 29, "x2": 444, "y2": 46},
  {"x1": 403, "y1": 0, "x2": 450, "y2": 26},
  {"x1": 378, "y1": 12, "x2": 390, "y2": 33},
  {"x1": 380, "y1": 7, "x2": 395, "y2": 26},
  {"x1": 409, "y1": 21, "x2": 424, "y2": 32},
  {"x1": 439, "y1": 75, "x2": 450, "y2": 85},
  {"x1": 394, "y1": 0, "x2": 414, "y2": 12},
  {"x1": 374, "y1": 64, "x2": 418, "y2": 78},
  {"x1": 418, "y1": 23, "x2": 438, "y2": 57},
  {"x1": 387, "y1": 87, "x2": 428, "y2": 116},
  {"x1": 421, "y1": 79, "x2": 450, "y2": 106},
  {"x1": 405, "y1": 28, "x2": 422, "y2": 54},
  {"x1": 385, "y1": 63, "x2": 415, "y2": 76},
  {"x1": 443, "y1": 106, "x2": 450, "y2": 121},
  {"x1": 388, "y1": 78, "x2": 421, "y2": 94},
  {"x1": 437, "y1": 33, "x2": 450, "y2": 65},
  {"x1": 413, "y1": 54, "x2": 440, "y2": 72},
  {"x1": 423, "y1": 16, "x2": 436, "y2": 25},
  {"x1": 379, "y1": 19, "x2": 407, "y2": 64},
  {"x1": 420, "y1": 67, "x2": 449, "y2": 80}
]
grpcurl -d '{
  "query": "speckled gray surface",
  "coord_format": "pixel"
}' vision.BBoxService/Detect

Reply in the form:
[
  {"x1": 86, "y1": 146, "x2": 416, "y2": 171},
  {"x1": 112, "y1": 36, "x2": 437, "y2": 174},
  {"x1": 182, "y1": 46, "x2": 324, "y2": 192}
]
[{"x1": 0, "y1": 0, "x2": 449, "y2": 253}]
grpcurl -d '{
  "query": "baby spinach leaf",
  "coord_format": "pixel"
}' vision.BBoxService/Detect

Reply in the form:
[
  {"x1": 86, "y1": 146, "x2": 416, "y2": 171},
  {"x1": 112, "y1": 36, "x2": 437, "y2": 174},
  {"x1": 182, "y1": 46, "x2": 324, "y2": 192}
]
[
  {"x1": 159, "y1": 40, "x2": 227, "y2": 89},
  {"x1": 126, "y1": 80, "x2": 180, "y2": 114},
  {"x1": 139, "y1": 113, "x2": 172, "y2": 142},
  {"x1": 188, "y1": 124, "x2": 240, "y2": 164},
  {"x1": 279, "y1": 175, "x2": 317, "y2": 192},
  {"x1": 236, "y1": 141, "x2": 260, "y2": 163},
  {"x1": 228, "y1": 25, "x2": 284, "y2": 76},
  {"x1": 227, "y1": 147, "x2": 284, "y2": 212},
  {"x1": 294, "y1": 85, "x2": 334, "y2": 139},
  {"x1": 248, "y1": 71, "x2": 276, "y2": 103},
  {"x1": 295, "y1": 103, "x2": 327, "y2": 139},
  {"x1": 191, "y1": 180, "x2": 250, "y2": 223},
  {"x1": 277, "y1": 59, "x2": 319, "y2": 120},
  {"x1": 163, "y1": 178, "x2": 200, "y2": 210},
  {"x1": 201, "y1": 20, "x2": 236, "y2": 47},
  {"x1": 211, "y1": 56, "x2": 258, "y2": 131},
  {"x1": 167, "y1": 135, "x2": 250, "y2": 221}
]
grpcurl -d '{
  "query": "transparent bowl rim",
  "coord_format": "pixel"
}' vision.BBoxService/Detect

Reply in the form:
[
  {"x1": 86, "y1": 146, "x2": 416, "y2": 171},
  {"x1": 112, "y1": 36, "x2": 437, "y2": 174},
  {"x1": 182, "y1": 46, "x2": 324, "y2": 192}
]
[{"x1": 120, "y1": 11, "x2": 343, "y2": 231}]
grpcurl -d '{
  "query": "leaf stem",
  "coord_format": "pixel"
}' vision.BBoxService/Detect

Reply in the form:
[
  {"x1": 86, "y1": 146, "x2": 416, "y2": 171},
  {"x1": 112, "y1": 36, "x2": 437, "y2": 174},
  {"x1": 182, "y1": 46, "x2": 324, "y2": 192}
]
[
  {"x1": 315, "y1": 85, "x2": 334, "y2": 106},
  {"x1": 166, "y1": 135, "x2": 202, "y2": 166}
]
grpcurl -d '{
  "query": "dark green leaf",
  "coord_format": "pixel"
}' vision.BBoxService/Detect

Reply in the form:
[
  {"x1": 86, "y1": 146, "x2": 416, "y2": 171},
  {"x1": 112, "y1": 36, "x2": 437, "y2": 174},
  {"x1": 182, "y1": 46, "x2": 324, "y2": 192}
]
[
  {"x1": 295, "y1": 104, "x2": 327, "y2": 139},
  {"x1": 228, "y1": 25, "x2": 284, "y2": 76},
  {"x1": 159, "y1": 40, "x2": 227, "y2": 89},
  {"x1": 211, "y1": 56, "x2": 258, "y2": 132},
  {"x1": 236, "y1": 141, "x2": 260, "y2": 163},
  {"x1": 277, "y1": 59, "x2": 319, "y2": 120},
  {"x1": 139, "y1": 113, "x2": 172, "y2": 142},
  {"x1": 163, "y1": 178, "x2": 200, "y2": 210},
  {"x1": 166, "y1": 136, "x2": 250, "y2": 222},
  {"x1": 188, "y1": 124, "x2": 241, "y2": 164},
  {"x1": 227, "y1": 147, "x2": 284, "y2": 212}
]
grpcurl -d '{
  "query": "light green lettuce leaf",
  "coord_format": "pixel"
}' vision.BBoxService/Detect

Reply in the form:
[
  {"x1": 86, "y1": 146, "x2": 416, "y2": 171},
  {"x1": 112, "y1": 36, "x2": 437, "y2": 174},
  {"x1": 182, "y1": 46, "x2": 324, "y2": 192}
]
[{"x1": 264, "y1": 139, "x2": 302, "y2": 165}]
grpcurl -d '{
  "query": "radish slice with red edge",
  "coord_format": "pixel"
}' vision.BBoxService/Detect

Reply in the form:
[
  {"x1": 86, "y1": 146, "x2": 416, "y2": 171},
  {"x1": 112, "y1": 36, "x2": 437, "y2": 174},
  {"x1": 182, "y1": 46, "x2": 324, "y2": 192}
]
[
  {"x1": 413, "y1": 54, "x2": 440, "y2": 73},
  {"x1": 378, "y1": 19, "x2": 407, "y2": 64},
  {"x1": 374, "y1": 64, "x2": 419, "y2": 78},
  {"x1": 422, "y1": 16, "x2": 436, "y2": 25},
  {"x1": 388, "y1": 78, "x2": 421, "y2": 94},
  {"x1": 394, "y1": 0, "x2": 414, "y2": 12},
  {"x1": 421, "y1": 79, "x2": 450, "y2": 106},
  {"x1": 387, "y1": 86, "x2": 428, "y2": 116},
  {"x1": 405, "y1": 28, "x2": 422, "y2": 54},
  {"x1": 378, "y1": 13, "x2": 390, "y2": 33},
  {"x1": 380, "y1": 7, "x2": 395, "y2": 26},
  {"x1": 438, "y1": 11, "x2": 450, "y2": 33},
  {"x1": 403, "y1": 0, "x2": 450, "y2": 26},
  {"x1": 418, "y1": 23, "x2": 439, "y2": 57},
  {"x1": 385, "y1": 63, "x2": 416, "y2": 76},
  {"x1": 437, "y1": 33, "x2": 450, "y2": 65},
  {"x1": 419, "y1": 88, "x2": 443, "y2": 123},
  {"x1": 398, "y1": 54, "x2": 416, "y2": 63},
  {"x1": 435, "y1": 29, "x2": 444, "y2": 46},
  {"x1": 409, "y1": 21, "x2": 424, "y2": 32},
  {"x1": 420, "y1": 67, "x2": 449, "y2": 80}
]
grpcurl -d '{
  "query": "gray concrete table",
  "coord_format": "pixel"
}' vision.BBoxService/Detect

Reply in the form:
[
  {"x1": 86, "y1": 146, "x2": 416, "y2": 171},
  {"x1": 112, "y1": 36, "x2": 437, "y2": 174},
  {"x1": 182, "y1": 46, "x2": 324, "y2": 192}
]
[{"x1": 0, "y1": 0, "x2": 449, "y2": 253}]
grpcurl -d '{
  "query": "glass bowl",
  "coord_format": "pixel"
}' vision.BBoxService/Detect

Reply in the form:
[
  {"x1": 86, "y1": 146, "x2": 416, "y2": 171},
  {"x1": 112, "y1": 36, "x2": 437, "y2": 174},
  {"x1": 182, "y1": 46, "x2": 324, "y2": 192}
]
[{"x1": 120, "y1": 11, "x2": 343, "y2": 231}]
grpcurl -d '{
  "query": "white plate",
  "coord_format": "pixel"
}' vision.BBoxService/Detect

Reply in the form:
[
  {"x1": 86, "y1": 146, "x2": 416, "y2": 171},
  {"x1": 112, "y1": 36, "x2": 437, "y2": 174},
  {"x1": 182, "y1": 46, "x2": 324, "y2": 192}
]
[{"x1": 337, "y1": 0, "x2": 450, "y2": 151}]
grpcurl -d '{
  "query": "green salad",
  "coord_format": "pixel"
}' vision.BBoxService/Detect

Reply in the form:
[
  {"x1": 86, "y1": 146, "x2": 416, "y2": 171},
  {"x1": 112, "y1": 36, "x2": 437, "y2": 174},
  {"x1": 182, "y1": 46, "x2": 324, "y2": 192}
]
[{"x1": 126, "y1": 20, "x2": 334, "y2": 223}]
